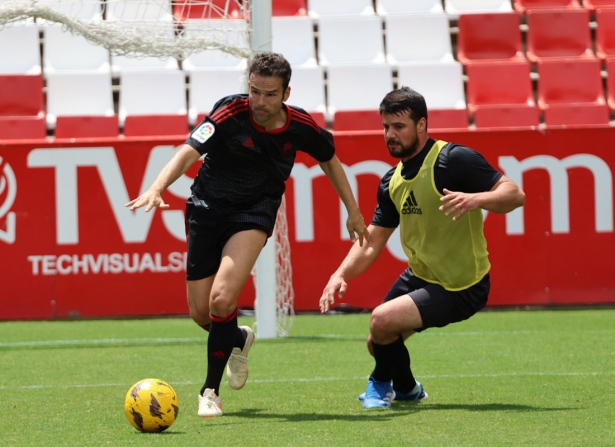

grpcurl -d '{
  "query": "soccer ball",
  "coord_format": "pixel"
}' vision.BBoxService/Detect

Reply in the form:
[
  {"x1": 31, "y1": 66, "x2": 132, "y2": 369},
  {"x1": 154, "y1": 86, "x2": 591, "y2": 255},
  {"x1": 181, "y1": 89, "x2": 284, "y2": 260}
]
[{"x1": 124, "y1": 378, "x2": 179, "y2": 433}]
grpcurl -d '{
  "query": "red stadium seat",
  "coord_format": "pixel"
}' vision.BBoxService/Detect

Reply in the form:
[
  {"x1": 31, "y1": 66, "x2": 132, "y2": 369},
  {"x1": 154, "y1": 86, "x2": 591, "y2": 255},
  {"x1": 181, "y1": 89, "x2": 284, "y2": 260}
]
[
  {"x1": 583, "y1": 0, "x2": 615, "y2": 11},
  {"x1": 55, "y1": 116, "x2": 119, "y2": 139},
  {"x1": 273, "y1": 0, "x2": 307, "y2": 16},
  {"x1": 309, "y1": 111, "x2": 327, "y2": 129},
  {"x1": 0, "y1": 74, "x2": 47, "y2": 139},
  {"x1": 123, "y1": 115, "x2": 189, "y2": 137},
  {"x1": 332, "y1": 110, "x2": 381, "y2": 132},
  {"x1": 596, "y1": 9, "x2": 615, "y2": 61},
  {"x1": 428, "y1": 109, "x2": 468, "y2": 130},
  {"x1": 0, "y1": 116, "x2": 46, "y2": 139},
  {"x1": 537, "y1": 58, "x2": 609, "y2": 126},
  {"x1": 173, "y1": 0, "x2": 241, "y2": 21},
  {"x1": 456, "y1": 12, "x2": 525, "y2": 65},
  {"x1": 514, "y1": 0, "x2": 581, "y2": 13},
  {"x1": 0, "y1": 75, "x2": 44, "y2": 117},
  {"x1": 606, "y1": 58, "x2": 615, "y2": 112},
  {"x1": 466, "y1": 61, "x2": 540, "y2": 128},
  {"x1": 526, "y1": 9, "x2": 595, "y2": 63}
]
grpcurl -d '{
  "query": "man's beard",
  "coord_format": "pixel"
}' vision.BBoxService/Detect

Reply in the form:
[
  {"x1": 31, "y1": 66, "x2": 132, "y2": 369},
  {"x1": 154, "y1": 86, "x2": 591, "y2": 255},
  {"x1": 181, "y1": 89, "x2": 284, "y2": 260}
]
[{"x1": 387, "y1": 136, "x2": 420, "y2": 159}]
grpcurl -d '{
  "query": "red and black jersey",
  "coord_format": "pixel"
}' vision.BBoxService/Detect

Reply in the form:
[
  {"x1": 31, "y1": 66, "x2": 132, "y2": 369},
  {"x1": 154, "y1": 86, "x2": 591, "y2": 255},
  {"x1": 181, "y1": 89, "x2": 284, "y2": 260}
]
[{"x1": 185, "y1": 94, "x2": 334, "y2": 230}]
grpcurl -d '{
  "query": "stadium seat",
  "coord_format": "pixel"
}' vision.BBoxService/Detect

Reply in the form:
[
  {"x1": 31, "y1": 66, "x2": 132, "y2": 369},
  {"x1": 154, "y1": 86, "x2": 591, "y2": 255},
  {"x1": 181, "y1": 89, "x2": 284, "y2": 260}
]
[
  {"x1": 46, "y1": 72, "x2": 115, "y2": 130},
  {"x1": 43, "y1": 25, "x2": 110, "y2": 74},
  {"x1": 0, "y1": 24, "x2": 41, "y2": 74},
  {"x1": 428, "y1": 109, "x2": 469, "y2": 130},
  {"x1": 456, "y1": 12, "x2": 525, "y2": 66},
  {"x1": 0, "y1": 74, "x2": 46, "y2": 139},
  {"x1": 106, "y1": 0, "x2": 173, "y2": 21},
  {"x1": 397, "y1": 61, "x2": 466, "y2": 110},
  {"x1": 326, "y1": 64, "x2": 392, "y2": 117},
  {"x1": 308, "y1": 111, "x2": 327, "y2": 128},
  {"x1": 385, "y1": 13, "x2": 454, "y2": 65},
  {"x1": 444, "y1": 0, "x2": 512, "y2": 19},
  {"x1": 376, "y1": 0, "x2": 443, "y2": 15},
  {"x1": 537, "y1": 58, "x2": 609, "y2": 126},
  {"x1": 583, "y1": 0, "x2": 615, "y2": 11},
  {"x1": 596, "y1": 9, "x2": 615, "y2": 61},
  {"x1": 0, "y1": 116, "x2": 47, "y2": 139},
  {"x1": 286, "y1": 65, "x2": 326, "y2": 115},
  {"x1": 307, "y1": 0, "x2": 375, "y2": 18},
  {"x1": 188, "y1": 67, "x2": 245, "y2": 126},
  {"x1": 119, "y1": 70, "x2": 188, "y2": 135},
  {"x1": 173, "y1": 0, "x2": 242, "y2": 21},
  {"x1": 514, "y1": 0, "x2": 581, "y2": 13},
  {"x1": 55, "y1": 116, "x2": 119, "y2": 138},
  {"x1": 466, "y1": 61, "x2": 540, "y2": 128},
  {"x1": 332, "y1": 110, "x2": 382, "y2": 132},
  {"x1": 272, "y1": 16, "x2": 317, "y2": 66},
  {"x1": 606, "y1": 58, "x2": 615, "y2": 112},
  {"x1": 182, "y1": 19, "x2": 249, "y2": 71},
  {"x1": 317, "y1": 16, "x2": 385, "y2": 66},
  {"x1": 0, "y1": 75, "x2": 45, "y2": 117},
  {"x1": 273, "y1": 0, "x2": 307, "y2": 16},
  {"x1": 526, "y1": 9, "x2": 595, "y2": 63}
]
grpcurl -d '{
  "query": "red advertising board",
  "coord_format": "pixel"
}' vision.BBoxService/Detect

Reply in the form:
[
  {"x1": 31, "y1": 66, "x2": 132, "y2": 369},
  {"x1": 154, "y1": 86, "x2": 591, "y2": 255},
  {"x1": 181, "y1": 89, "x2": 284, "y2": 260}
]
[{"x1": 1, "y1": 126, "x2": 614, "y2": 319}]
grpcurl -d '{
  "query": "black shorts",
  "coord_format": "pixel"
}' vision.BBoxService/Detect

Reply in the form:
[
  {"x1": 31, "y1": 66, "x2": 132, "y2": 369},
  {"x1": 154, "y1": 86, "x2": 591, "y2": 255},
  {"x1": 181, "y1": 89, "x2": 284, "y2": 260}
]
[
  {"x1": 185, "y1": 198, "x2": 271, "y2": 281},
  {"x1": 382, "y1": 268, "x2": 490, "y2": 331}
]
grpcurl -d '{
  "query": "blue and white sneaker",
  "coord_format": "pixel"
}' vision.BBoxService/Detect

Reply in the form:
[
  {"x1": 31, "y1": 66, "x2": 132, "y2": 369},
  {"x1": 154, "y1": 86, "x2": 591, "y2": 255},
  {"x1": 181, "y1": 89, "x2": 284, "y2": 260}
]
[
  {"x1": 362, "y1": 377, "x2": 396, "y2": 409},
  {"x1": 358, "y1": 381, "x2": 428, "y2": 402}
]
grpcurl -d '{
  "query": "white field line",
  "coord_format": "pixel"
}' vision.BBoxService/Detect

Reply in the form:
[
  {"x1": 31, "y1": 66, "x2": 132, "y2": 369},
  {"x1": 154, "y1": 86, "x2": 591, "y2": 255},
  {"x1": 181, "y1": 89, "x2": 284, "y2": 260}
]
[
  {"x1": 1, "y1": 329, "x2": 614, "y2": 348},
  {"x1": 0, "y1": 371, "x2": 613, "y2": 392}
]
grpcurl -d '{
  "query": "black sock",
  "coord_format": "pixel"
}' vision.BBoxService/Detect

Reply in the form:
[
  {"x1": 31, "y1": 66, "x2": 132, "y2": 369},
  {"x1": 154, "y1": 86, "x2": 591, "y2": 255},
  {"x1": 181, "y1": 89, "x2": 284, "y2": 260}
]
[
  {"x1": 201, "y1": 309, "x2": 238, "y2": 396},
  {"x1": 392, "y1": 343, "x2": 416, "y2": 394},
  {"x1": 370, "y1": 336, "x2": 405, "y2": 383},
  {"x1": 233, "y1": 327, "x2": 247, "y2": 349}
]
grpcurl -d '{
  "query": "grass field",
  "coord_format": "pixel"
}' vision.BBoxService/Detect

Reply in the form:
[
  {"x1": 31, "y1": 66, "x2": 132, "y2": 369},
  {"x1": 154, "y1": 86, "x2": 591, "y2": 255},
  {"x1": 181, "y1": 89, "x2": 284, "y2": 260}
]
[{"x1": 1, "y1": 309, "x2": 614, "y2": 446}]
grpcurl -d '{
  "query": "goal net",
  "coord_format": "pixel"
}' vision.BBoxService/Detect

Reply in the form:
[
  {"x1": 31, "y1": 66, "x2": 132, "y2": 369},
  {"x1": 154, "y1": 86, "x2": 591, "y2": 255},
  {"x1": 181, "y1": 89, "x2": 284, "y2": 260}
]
[
  {"x1": 0, "y1": 0, "x2": 294, "y2": 337},
  {"x1": 0, "y1": 0, "x2": 251, "y2": 60}
]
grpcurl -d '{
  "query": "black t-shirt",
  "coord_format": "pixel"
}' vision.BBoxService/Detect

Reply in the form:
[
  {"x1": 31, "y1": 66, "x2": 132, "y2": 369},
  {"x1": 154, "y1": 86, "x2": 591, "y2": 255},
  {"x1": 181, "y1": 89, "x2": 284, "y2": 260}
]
[
  {"x1": 185, "y1": 94, "x2": 335, "y2": 225},
  {"x1": 372, "y1": 138, "x2": 503, "y2": 228}
]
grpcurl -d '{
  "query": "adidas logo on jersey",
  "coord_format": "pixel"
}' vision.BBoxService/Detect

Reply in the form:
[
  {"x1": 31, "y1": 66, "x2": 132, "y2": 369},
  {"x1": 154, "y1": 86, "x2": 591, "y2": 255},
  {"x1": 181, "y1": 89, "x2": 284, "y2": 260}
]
[{"x1": 402, "y1": 191, "x2": 422, "y2": 215}]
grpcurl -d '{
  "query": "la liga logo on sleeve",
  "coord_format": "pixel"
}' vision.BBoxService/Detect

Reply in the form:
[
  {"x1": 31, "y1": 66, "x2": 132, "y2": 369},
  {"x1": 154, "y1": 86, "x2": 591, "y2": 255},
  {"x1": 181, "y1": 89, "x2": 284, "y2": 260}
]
[{"x1": 192, "y1": 122, "x2": 215, "y2": 144}]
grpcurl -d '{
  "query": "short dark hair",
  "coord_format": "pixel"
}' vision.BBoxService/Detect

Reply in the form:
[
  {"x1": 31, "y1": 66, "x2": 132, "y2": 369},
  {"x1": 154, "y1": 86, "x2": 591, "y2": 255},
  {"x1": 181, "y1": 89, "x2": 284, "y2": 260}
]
[
  {"x1": 379, "y1": 86, "x2": 428, "y2": 124},
  {"x1": 247, "y1": 52, "x2": 292, "y2": 90}
]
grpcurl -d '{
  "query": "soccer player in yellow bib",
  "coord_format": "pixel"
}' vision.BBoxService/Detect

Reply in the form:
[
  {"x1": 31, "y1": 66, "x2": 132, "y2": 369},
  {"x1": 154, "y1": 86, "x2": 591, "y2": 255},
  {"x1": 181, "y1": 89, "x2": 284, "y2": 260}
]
[{"x1": 319, "y1": 87, "x2": 526, "y2": 409}]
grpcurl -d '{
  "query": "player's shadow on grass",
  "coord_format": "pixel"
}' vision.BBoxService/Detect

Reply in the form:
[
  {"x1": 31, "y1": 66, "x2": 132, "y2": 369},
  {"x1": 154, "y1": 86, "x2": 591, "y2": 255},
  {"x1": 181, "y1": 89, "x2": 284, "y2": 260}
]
[{"x1": 223, "y1": 402, "x2": 577, "y2": 423}]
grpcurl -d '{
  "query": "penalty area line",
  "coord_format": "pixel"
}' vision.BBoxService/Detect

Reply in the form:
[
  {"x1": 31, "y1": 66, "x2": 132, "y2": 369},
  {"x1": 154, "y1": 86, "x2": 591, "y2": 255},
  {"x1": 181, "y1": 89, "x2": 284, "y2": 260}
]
[{"x1": 1, "y1": 371, "x2": 613, "y2": 391}]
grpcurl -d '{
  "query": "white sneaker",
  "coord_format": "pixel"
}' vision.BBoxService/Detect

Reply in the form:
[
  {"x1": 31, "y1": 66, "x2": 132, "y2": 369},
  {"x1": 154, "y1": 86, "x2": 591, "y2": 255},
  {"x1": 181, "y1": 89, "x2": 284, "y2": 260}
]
[
  {"x1": 197, "y1": 389, "x2": 223, "y2": 418},
  {"x1": 226, "y1": 325, "x2": 255, "y2": 390}
]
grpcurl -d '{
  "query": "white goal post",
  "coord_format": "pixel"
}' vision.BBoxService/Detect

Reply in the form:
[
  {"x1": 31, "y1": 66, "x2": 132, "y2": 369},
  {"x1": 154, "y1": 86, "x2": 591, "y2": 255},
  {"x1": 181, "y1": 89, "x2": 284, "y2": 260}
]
[{"x1": 0, "y1": 0, "x2": 294, "y2": 338}]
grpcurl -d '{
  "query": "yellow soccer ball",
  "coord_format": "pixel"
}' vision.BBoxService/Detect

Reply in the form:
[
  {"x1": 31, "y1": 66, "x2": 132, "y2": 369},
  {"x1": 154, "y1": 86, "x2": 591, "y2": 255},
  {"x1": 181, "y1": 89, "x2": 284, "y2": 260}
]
[{"x1": 124, "y1": 378, "x2": 179, "y2": 433}]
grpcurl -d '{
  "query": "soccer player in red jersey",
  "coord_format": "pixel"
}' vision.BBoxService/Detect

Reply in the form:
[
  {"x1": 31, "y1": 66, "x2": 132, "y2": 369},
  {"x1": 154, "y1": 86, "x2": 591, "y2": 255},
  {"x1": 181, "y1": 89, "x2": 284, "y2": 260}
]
[{"x1": 127, "y1": 52, "x2": 369, "y2": 417}]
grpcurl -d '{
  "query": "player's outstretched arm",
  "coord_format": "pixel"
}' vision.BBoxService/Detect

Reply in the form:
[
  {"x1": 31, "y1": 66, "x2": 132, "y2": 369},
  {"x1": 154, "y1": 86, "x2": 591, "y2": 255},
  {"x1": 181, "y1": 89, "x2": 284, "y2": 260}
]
[
  {"x1": 318, "y1": 155, "x2": 370, "y2": 246},
  {"x1": 439, "y1": 176, "x2": 526, "y2": 221},
  {"x1": 319, "y1": 225, "x2": 394, "y2": 313},
  {"x1": 125, "y1": 144, "x2": 202, "y2": 212}
]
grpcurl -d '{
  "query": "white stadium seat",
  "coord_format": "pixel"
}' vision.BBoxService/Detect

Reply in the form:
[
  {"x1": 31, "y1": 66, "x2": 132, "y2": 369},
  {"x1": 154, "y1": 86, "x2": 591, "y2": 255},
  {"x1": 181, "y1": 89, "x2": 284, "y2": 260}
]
[
  {"x1": 376, "y1": 0, "x2": 444, "y2": 15},
  {"x1": 43, "y1": 25, "x2": 110, "y2": 74},
  {"x1": 118, "y1": 69, "x2": 187, "y2": 126},
  {"x1": 397, "y1": 61, "x2": 467, "y2": 110},
  {"x1": 444, "y1": 0, "x2": 513, "y2": 19},
  {"x1": 317, "y1": 16, "x2": 385, "y2": 66},
  {"x1": 385, "y1": 13, "x2": 454, "y2": 65},
  {"x1": 287, "y1": 65, "x2": 326, "y2": 114},
  {"x1": 188, "y1": 67, "x2": 246, "y2": 126},
  {"x1": 307, "y1": 0, "x2": 375, "y2": 18},
  {"x1": 0, "y1": 24, "x2": 41, "y2": 74},
  {"x1": 272, "y1": 16, "x2": 317, "y2": 67},
  {"x1": 326, "y1": 63, "x2": 393, "y2": 116},
  {"x1": 46, "y1": 71, "x2": 115, "y2": 128}
]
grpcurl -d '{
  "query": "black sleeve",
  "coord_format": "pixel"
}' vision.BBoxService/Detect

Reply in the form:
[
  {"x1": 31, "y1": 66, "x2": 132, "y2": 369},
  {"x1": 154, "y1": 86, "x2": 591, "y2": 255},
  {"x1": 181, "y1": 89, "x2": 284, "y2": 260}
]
[
  {"x1": 437, "y1": 144, "x2": 503, "y2": 194},
  {"x1": 291, "y1": 106, "x2": 335, "y2": 162},
  {"x1": 371, "y1": 166, "x2": 400, "y2": 228},
  {"x1": 184, "y1": 95, "x2": 240, "y2": 155}
]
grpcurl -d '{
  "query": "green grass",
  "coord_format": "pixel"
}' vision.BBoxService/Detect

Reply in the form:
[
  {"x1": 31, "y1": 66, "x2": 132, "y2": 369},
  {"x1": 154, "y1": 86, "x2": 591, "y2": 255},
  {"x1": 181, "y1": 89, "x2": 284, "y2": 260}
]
[{"x1": 1, "y1": 309, "x2": 615, "y2": 446}]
